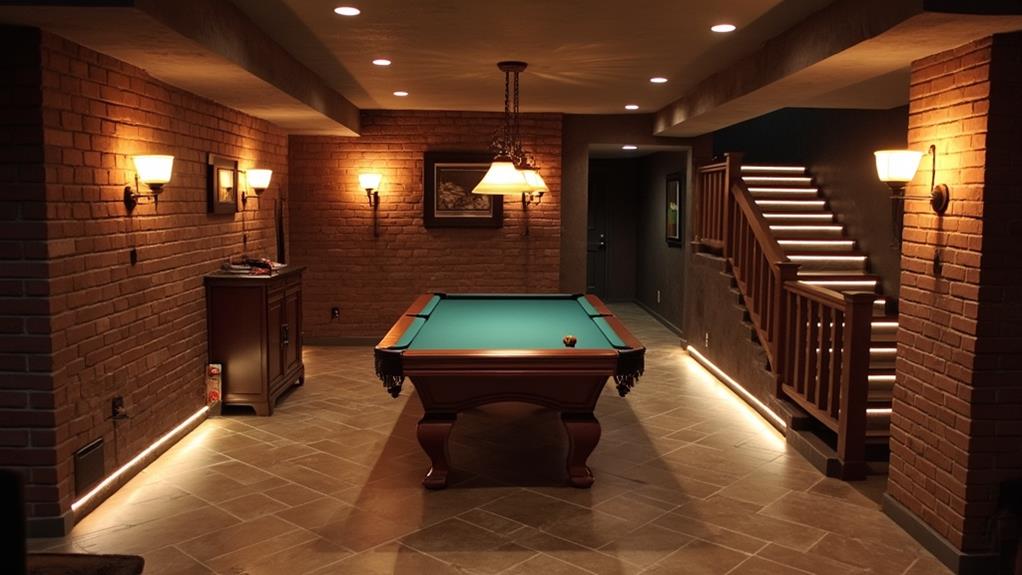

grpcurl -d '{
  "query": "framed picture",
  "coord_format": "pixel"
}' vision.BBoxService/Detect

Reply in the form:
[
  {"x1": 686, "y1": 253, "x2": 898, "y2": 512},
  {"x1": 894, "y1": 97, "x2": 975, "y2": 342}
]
[
  {"x1": 423, "y1": 152, "x2": 503, "y2": 228},
  {"x1": 666, "y1": 172, "x2": 684, "y2": 246},
  {"x1": 208, "y1": 154, "x2": 239, "y2": 215}
]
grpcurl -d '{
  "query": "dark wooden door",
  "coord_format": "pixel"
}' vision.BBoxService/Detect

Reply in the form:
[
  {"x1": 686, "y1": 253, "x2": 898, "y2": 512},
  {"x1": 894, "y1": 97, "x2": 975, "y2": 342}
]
[{"x1": 587, "y1": 171, "x2": 608, "y2": 296}]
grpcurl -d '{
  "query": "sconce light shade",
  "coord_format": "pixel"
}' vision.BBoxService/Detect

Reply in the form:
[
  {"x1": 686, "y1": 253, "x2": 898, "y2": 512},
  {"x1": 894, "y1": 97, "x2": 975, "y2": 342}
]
[
  {"x1": 472, "y1": 161, "x2": 530, "y2": 195},
  {"x1": 247, "y1": 169, "x2": 273, "y2": 192},
  {"x1": 132, "y1": 155, "x2": 174, "y2": 190},
  {"x1": 359, "y1": 173, "x2": 383, "y2": 191},
  {"x1": 521, "y1": 168, "x2": 549, "y2": 194},
  {"x1": 874, "y1": 150, "x2": 922, "y2": 188}
]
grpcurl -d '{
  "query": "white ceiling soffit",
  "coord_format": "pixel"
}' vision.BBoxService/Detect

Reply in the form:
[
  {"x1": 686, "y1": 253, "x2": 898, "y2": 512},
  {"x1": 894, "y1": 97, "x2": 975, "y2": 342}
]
[
  {"x1": 233, "y1": 0, "x2": 834, "y2": 114},
  {"x1": 0, "y1": 1, "x2": 360, "y2": 135},
  {"x1": 655, "y1": 1, "x2": 1022, "y2": 136}
]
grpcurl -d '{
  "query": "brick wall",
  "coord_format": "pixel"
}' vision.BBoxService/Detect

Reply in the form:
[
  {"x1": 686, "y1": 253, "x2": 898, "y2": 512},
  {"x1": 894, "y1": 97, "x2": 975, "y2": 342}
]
[
  {"x1": 0, "y1": 28, "x2": 55, "y2": 515},
  {"x1": 289, "y1": 110, "x2": 561, "y2": 338},
  {"x1": 889, "y1": 33, "x2": 1022, "y2": 554},
  {"x1": 0, "y1": 29, "x2": 288, "y2": 524}
]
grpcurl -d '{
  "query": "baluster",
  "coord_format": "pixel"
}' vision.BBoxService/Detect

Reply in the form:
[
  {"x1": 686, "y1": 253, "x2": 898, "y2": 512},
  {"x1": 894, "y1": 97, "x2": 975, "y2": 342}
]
[
  {"x1": 794, "y1": 295, "x2": 807, "y2": 394},
  {"x1": 805, "y1": 300, "x2": 819, "y2": 402},
  {"x1": 817, "y1": 306, "x2": 832, "y2": 412},
  {"x1": 830, "y1": 309, "x2": 844, "y2": 419}
]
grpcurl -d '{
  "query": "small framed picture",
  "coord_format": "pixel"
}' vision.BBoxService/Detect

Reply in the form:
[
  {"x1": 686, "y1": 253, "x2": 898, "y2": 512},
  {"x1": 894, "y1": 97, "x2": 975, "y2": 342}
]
[
  {"x1": 666, "y1": 172, "x2": 684, "y2": 246},
  {"x1": 423, "y1": 151, "x2": 503, "y2": 228},
  {"x1": 208, "y1": 154, "x2": 239, "y2": 214}
]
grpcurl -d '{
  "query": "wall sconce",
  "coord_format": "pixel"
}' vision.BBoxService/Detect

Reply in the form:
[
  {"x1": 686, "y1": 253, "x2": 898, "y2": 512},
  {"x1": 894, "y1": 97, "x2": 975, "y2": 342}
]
[
  {"x1": 519, "y1": 168, "x2": 548, "y2": 237},
  {"x1": 874, "y1": 149, "x2": 922, "y2": 249},
  {"x1": 242, "y1": 168, "x2": 273, "y2": 206},
  {"x1": 925, "y1": 144, "x2": 951, "y2": 214},
  {"x1": 124, "y1": 155, "x2": 174, "y2": 211},
  {"x1": 359, "y1": 173, "x2": 383, "y2": 237}
]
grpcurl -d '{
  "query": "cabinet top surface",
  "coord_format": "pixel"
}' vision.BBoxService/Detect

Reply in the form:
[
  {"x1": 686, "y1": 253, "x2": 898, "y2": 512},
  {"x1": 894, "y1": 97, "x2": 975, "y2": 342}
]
[{"x1": 205, "y1": 266, "x2": 305, "y2": 283}]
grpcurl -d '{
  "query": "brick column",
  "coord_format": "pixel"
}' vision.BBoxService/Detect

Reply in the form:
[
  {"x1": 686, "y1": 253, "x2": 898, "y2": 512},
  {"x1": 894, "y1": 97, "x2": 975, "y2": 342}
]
[{"x1": 887, "y1": 33, "x2": 1022, "y2": 573}]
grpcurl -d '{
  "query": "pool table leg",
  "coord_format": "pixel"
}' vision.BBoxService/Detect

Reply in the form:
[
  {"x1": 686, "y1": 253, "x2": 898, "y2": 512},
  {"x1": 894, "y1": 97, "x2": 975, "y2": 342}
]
[
  {"x1": 417, "y1": 414, "x2": 456, "y2": 489},
  {"x1": 562, "y1": 413, "x2": 601, "y2": 488}
]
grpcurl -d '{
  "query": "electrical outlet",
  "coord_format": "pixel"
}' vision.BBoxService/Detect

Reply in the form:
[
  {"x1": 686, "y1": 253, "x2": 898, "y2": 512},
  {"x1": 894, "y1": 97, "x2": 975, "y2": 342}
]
[
  {"x1": 111, "y1": 396, "x2": 126, "y2": 419},
  {"x1": 656, "y1": 290, "x2": 661, "y2": 304},
  {"x1": 705, "y1": 332, "x2": 710, "y2": 348},
  {"x1": 330, "y1": 307, "x2": 340, "y2": 320}
]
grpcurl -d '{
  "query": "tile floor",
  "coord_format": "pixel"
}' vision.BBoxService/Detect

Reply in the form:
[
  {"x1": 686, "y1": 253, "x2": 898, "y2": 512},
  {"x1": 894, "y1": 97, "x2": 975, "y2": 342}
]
[{"x1": 30, "y1": 305, "x2": 951, "y2": 574}]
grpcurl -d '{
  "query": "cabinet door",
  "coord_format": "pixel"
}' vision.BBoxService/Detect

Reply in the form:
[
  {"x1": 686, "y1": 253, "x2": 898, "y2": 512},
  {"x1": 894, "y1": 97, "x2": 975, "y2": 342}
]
[
  {"x1": 283, "y1": 286, "x2": 300, "y2": 372},
  {"x1": 267, "y1": 289, "x2": 284, "y2": 383}
]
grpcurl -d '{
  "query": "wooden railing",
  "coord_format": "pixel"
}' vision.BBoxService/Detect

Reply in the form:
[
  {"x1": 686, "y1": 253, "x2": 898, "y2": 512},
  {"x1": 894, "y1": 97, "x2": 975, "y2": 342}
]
[
  {"x1": 778, "y1": 283, "x2": 875, "y2": 478},
  {"x1": 693, "y1": 153, "x2": 878, "y2": 479},
  {"x1": 693, "y1": 155, "x2": 739, "y2": 253}
]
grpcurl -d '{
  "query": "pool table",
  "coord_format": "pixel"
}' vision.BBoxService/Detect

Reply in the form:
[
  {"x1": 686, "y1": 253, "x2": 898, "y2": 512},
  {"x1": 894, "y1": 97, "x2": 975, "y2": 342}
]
[{"x1": 374, "y1": 293, "x2": 645, "y2": 489}]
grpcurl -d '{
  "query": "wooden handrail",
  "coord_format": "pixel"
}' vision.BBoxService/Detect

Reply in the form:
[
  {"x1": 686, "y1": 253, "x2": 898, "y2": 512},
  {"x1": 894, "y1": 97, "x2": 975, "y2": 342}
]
[{"x1": 729, "y1": 179, "x2": 788, "y2": 265}]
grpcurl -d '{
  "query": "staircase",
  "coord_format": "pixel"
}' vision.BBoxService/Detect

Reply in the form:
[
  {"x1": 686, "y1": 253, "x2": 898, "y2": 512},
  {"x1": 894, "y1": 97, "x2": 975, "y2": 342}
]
[{"x1": 740, "y1": 164, "x2": 896, "y2": 445}]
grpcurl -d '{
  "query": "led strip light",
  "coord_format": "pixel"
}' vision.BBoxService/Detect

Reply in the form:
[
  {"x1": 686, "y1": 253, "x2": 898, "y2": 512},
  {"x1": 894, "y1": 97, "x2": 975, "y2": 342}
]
[
  {"x1": 686, "y1": 346, "x2": 787, "y2": 430},
  {"x1": 740, "y1": 165, "x2": 806, "y2": 172},
  {"x1": 71, "y1": 406, "x2": 209, "y2": 512}
]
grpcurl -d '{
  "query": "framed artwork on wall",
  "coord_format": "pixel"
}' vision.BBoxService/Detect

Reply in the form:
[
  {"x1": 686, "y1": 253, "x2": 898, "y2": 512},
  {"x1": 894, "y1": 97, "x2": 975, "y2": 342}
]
[
  {"x1": 208, "y1": 154, "x2": 239, "y2": 215},
  {"x1": 666, "y1": 172, "x2": 684, "y2": 246},
  {"x1": 423, "y1": 152, "x2": 503, "y2": 228}
]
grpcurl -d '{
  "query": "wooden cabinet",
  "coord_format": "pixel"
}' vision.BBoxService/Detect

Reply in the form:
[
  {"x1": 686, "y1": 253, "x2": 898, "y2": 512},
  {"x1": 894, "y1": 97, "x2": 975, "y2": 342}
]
[{"x1": 205, "y1": 267, "x2": 305, "y2": 415}]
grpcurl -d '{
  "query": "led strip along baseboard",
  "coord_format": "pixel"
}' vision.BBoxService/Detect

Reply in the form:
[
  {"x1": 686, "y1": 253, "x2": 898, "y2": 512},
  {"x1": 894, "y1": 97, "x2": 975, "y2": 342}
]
[
  {"x1": 686, "y1": 345, "x2": 787, "y2": 431},
  {"x1": 71, "y1": 406, "x2": 210, "y2": 517}
]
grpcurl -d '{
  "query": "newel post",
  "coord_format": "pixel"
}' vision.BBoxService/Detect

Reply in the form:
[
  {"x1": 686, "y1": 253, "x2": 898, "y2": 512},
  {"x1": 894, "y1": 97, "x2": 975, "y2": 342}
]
[
  {"x1": 721, "y1": 152, "x2": 743, "y2": 260},
  {"x1": 837, "y1": 291, "x2": 876, "y2": 480},
  {"x1": 771, "y1": 262, "x2": 800, "y2": 395}
]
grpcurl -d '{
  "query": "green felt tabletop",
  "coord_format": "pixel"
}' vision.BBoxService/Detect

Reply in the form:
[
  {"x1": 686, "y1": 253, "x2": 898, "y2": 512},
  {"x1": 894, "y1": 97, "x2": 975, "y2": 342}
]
[{"x1": 406, "y1": 295, "x2": 620, "y2": 350}]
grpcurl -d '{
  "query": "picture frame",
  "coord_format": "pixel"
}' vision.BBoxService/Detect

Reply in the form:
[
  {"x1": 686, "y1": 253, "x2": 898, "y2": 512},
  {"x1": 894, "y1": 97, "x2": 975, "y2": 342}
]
[
  {"x1": 423, "y1": 151, "x2": 503, "y2": 228},
  {"x1": 666, "y1": 172, "x2": 684, "y2": 246},
  {"x1": 208, "y1": 154, "x2": 239, "y2": 215}
]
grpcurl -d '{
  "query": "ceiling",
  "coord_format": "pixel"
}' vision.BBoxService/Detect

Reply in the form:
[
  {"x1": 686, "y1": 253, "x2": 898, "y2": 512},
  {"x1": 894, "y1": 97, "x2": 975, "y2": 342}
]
[
  {"x1": 5, "y1": 1, "x2": 1021, "y2": 137},
  {"x1": 233, "y1": 0, "x2": 835, "y2": 114}
]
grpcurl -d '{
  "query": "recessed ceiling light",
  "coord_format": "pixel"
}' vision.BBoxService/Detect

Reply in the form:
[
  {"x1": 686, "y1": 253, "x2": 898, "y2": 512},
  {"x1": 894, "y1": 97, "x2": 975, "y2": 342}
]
[
  {"x1": 625, "y1": 104, "x2": 639, "y2": 110},
  {"x1": 393, "y1": 91, "x2": 409, "y2": 97},
  {"x1": 649, "y1": 77, "x2": 668, "y2": 84},
  {"x1": 711, "y1": 23, "x2": 737, "y2": 33},
  {"x1": 622, "y1": 145, "x2": 638, "y2": 150},
  {"x1": 334, "y1": 6, "x2": 360, "y2": 16},
  {"x1": 372, "y1": 59, "x2": 392, "y2": 66}
]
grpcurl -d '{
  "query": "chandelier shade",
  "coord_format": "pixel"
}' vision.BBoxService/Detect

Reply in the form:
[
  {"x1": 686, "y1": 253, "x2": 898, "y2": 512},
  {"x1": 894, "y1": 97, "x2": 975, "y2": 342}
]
[
  {"x1": 472, "y1": 61, "x2": 546, "y2": 197},
  {"x1": 472, "y1": 160, "x2": 530, "y2": 195}
]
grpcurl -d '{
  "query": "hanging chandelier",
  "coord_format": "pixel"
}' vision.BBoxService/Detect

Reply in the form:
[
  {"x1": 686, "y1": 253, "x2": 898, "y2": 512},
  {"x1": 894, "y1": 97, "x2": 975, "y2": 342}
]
[{"x1": 472, "y1": 61, "x2": 549, "y2": 198}]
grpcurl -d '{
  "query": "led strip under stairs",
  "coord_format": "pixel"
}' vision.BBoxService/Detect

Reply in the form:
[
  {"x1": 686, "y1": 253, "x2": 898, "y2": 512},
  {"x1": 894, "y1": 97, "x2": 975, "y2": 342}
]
[{"x1": 741, "y1": 164, "x2": 898, "y2": 437}]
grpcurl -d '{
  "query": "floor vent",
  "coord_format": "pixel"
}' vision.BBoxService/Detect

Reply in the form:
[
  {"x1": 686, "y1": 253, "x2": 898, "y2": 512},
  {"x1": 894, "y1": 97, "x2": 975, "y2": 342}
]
[{"x1": 74, "y1": 438, "x2": 104, "y2": 496}]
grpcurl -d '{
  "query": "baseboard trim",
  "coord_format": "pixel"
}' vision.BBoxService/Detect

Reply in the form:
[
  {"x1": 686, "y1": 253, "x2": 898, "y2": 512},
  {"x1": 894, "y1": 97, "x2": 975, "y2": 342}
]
[
  {"x1": 632, "y1": 299, "x2": 684, "y2": 338},
  {"x1": 26, "y1": 511, "x2": 73, "y2": 539},
  {"x1": 304, "y1": 336, "x2": 379, "y2": 346},
  {"x1": 882, "y1": 494, "x2": 999, "y2": 575}
]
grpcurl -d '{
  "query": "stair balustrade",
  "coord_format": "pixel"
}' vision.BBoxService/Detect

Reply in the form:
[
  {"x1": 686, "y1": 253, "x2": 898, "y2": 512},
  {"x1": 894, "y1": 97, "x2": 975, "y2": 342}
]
[{"x1": 693, "y1": 153, "x2": 877, "y2": 478}]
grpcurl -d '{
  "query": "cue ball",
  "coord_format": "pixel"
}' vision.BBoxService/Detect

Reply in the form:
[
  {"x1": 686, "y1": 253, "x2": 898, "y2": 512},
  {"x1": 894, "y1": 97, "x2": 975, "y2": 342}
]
[{"x1": 563, "y1": 335, "x2": 577, "y2": 348}]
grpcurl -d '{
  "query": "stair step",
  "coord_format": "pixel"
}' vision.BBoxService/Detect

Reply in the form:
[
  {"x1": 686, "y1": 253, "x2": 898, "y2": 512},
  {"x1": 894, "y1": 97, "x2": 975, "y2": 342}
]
[
  {"x1": 741, "y1": 165, "x2": 807, "y2": 175},
  {"x1": 798, "y1": 277, "x2": 879, "y2": 291},
  {"x1": 748, "y1": 188, "x2": 821, "y2": 200},
  {"x1": 755, "y1": 199, "x2": 828, "y2": 212},
  {"x1": 787, "y1": 252, "x2": 868, "y2": 273},
  {"x1": 779, "y1": 239, "x2": 856, "y2": 252},
  {"x1": 770, "y1": 225, "x2": 845, "y2": 239},
  {"x1": 742, "y1": 175, "x2": 814, "y2": 186},
  {"x1": 762, "y1": 212, "x2": 835, "y2": 222}
]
